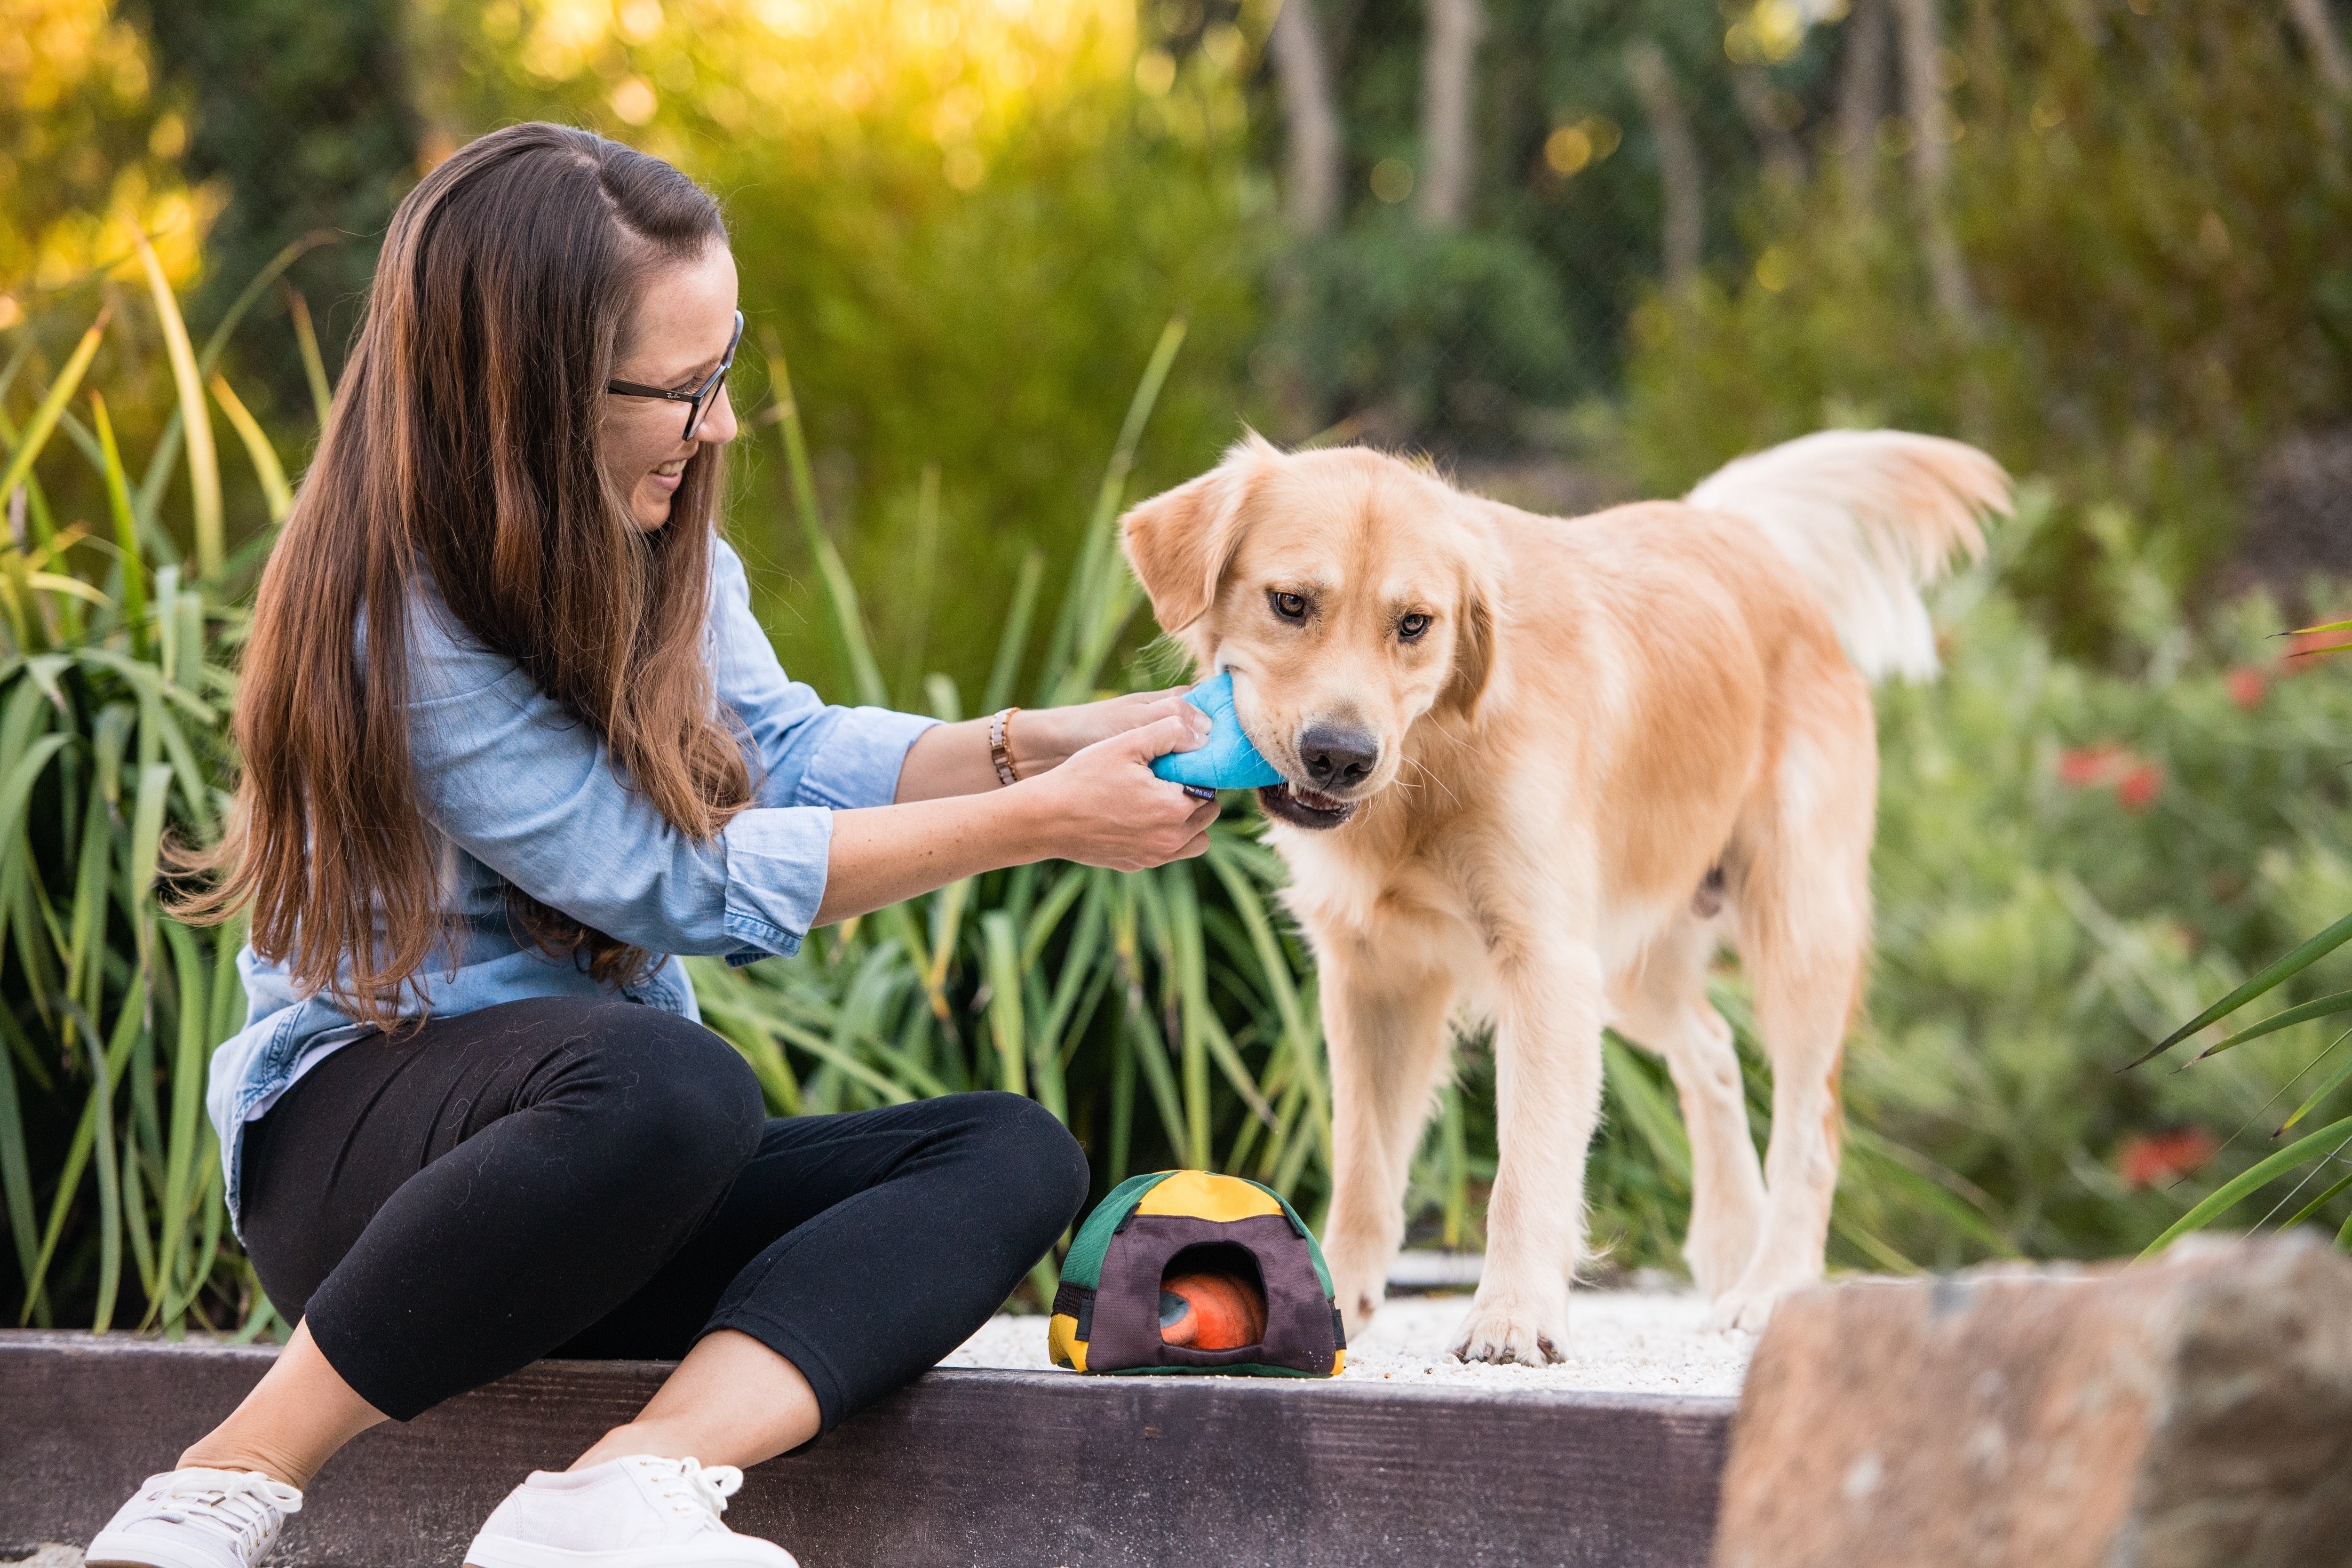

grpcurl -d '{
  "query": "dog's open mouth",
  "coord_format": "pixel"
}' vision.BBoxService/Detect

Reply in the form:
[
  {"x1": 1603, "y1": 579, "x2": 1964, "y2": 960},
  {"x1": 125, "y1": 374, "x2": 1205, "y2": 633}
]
[{"x1": 1257, "y1": 781, "x2": 1357, "y2": 830}]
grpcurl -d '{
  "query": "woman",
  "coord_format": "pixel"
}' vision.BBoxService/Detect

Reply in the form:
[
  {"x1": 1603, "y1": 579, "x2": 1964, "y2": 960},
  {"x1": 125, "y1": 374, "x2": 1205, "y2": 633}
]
[{"x1": 87, "y1": 123, "x2": 1216, "y2": 1568}]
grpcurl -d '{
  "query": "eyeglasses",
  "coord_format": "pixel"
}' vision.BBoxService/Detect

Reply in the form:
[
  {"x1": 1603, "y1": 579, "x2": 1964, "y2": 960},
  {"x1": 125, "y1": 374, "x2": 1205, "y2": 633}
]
[{"x1": 606, "y1": 310, "x2": 744, "y2": 441}]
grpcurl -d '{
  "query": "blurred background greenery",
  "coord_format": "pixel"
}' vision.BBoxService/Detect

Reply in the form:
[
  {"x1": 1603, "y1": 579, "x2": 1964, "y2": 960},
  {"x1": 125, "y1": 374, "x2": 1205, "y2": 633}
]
[{"x1": 5, "y1": 0, "x2": 2352, "y2": 1334}]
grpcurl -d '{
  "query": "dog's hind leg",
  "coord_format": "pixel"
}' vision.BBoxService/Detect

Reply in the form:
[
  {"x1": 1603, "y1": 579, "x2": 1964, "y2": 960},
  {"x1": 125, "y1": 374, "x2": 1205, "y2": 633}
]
[
  {"x1": 1611, "y1": 913, "x2": 1766, "y2": 1300},
  {"x1": 1712, "y1": 716, "x2": 1875, "y2": 1333},
  {"x1": 1319, "y1": 937, "x2": 1460, "y2": 1339}
]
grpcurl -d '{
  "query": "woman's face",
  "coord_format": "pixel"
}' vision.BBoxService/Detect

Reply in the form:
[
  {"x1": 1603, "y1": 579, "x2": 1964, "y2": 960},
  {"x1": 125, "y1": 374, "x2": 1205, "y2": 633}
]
[{"x1": 604, "y1": 242, "x2": 741, "y2": 530}]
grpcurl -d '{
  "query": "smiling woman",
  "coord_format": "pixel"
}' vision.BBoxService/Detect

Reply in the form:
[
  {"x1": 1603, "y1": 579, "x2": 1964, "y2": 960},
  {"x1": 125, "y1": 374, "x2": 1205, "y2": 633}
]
[{"x1": 87, "y1": 122, "x2": 1223, "y2": 1568}]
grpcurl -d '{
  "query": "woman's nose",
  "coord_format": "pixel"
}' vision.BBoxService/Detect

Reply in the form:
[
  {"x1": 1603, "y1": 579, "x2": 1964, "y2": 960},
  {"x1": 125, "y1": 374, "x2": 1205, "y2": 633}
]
[{"x1": 697, "y1": 382, "x2": 739, "y2": 446}]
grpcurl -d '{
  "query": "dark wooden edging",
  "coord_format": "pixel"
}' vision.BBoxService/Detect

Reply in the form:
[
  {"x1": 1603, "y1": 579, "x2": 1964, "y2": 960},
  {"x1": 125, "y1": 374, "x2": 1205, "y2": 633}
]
[{"x1": 1, "y1": 1330, "x2": 1732, "y2": 1568}]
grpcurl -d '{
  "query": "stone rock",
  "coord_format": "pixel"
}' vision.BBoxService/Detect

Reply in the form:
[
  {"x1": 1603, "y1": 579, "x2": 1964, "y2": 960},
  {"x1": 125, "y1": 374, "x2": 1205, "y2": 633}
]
[
  {"x1": 1714, "y1": 1233, "x2": 2352, "y2": 1568},
  {"x1": 4, "y1": 1548, "x2": 84, "y2": 1568}
]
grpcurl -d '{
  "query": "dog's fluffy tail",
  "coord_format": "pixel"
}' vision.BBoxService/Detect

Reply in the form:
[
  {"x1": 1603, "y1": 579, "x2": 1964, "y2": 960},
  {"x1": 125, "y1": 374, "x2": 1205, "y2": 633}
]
[{"x1": 1686, "y1": 429, "x2": 2009, "y2": 680}]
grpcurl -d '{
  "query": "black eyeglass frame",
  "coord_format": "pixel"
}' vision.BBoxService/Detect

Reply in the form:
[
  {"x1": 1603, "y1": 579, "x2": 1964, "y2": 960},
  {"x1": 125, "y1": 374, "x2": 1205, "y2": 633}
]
[{"x1": 606, "y1": 310, "x2": 744, "y2": 441}]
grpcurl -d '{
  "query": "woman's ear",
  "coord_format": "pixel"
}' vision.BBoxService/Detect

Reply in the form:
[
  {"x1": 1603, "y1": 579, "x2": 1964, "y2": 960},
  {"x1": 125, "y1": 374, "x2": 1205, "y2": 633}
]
[{"x1": 1119, "y1": 442, "x2": 1263, "y2": 633}]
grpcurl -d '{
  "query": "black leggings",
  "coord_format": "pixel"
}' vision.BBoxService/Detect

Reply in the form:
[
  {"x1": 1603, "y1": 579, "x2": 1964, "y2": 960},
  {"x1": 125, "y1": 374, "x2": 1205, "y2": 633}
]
[{"x1": 238, "y1": 996, "x2": 1089, "y2": 1427}]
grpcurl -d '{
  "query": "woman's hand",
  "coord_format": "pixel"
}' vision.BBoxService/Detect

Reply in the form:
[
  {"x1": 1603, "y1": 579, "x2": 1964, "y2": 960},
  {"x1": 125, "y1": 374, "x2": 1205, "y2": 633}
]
[
  {"x1": 1011, "y1": 711, "x2": 1218, "y2": 870},
  {"x1": 821, "y1": 708, "x2": 1214, "y2": 923},
  {"x1": 891, "y1": 686, "x2": 1204, "y2": 803},
  {"x1": 1005, "y1": 688, "x2": 1200, "y2": 777}
]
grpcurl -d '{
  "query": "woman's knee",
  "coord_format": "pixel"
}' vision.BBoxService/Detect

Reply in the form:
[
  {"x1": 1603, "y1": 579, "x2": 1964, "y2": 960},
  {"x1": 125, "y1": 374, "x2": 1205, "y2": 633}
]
[
  {"x1": 547, "y1": 1004, "x2": 764, "y2": 1185},
  {"x1": 961, "y1": 1091, "x2": 1090, "y2": 1235}
]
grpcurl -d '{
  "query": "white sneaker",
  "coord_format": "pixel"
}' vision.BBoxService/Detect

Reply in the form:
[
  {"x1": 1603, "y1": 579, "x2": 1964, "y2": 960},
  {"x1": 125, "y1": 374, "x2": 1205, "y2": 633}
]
[
  {"x1": 463, "y1": 1456, "x2": 797, "y2": 1568},
  {"x1": 87, "y1": 1468, "x2": 304, "y2": 1568}
]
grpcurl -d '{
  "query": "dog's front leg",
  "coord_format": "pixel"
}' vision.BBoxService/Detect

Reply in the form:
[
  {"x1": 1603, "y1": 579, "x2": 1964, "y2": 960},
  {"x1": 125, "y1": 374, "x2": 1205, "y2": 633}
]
[
  {"x1": 1449, "y1": 931, "x2": 1605, "y2": 1367},
  {"x1": 1319, "y1": 936, "x2": 1459, "y2": 1340}
]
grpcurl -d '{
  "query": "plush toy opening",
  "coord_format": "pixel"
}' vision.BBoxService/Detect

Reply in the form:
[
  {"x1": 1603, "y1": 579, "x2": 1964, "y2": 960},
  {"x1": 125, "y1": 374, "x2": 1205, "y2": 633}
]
[{"x1": 1157, "y1": 1241, "x2": 1269, "y2": 1350}]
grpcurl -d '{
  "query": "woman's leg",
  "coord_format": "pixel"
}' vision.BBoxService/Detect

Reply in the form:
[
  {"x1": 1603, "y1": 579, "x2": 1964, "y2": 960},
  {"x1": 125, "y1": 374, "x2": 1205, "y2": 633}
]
[
  {"x1": 200, "y1": 997, "x2": 766, "y2": 1484},
  {"x1": 554, "y1": 1091, "x2": 1088, "y2": 1470},
  {"x1": 175, "y1": 1321, "x2": 388, "y2": 1488}
]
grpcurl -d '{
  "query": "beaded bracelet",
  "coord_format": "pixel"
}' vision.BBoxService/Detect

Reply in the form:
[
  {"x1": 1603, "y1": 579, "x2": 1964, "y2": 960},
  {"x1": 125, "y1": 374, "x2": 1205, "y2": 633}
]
[{"x1": 988, "y1": 707, "x2": 1022, "y2": 787}]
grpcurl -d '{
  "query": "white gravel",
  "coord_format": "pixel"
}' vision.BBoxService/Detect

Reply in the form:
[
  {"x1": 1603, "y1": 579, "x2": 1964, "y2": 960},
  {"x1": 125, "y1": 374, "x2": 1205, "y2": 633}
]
[{"x1": 938, "y1": 1287, "x2": 1752, "y2": 1399}]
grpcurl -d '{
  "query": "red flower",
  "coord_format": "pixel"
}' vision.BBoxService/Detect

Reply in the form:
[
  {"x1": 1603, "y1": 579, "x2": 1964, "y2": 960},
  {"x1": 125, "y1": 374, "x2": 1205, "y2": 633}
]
[
  {"x1": 2057, "y1": 745, "x2": 2123, "y2": 786},
  {"x1": 2226, "y1": 666, "x2": 2267, "y2": 710},
  {"x1": 2286, "y1": 627, "x2": 2351, "y2": 667},
  {"x1": 2116, "y1": 1126, "x2": 2217, "y2": 1190},
  {"x1": 2117, "y1": 763, "x2": 2163, "y2": 811}
]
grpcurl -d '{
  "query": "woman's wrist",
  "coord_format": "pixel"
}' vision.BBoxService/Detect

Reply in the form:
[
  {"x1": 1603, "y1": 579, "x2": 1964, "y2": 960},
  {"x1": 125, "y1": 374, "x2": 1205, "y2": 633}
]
[
  {"x1": 982, "y1": 768, "x2": 1055, "y2": 861},
  {"x1": 1002, "y1": 705, "x2": 1079, "y2": 778}
]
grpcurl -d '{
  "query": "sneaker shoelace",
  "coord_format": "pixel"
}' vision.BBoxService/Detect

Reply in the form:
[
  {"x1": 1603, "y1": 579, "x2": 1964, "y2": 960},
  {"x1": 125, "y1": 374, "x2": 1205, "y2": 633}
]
[
  {"x1": 141, "y1": 1472, "x2": 303, "y2": 1556},
  {"x1": 641, "y1": 1458, "x2": 743, "y2": 1532}
]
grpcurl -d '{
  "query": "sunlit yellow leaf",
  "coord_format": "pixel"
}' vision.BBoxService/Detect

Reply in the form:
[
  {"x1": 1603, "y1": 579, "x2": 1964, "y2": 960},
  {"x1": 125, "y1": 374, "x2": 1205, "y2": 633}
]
[
  {"x1": 133, "y1": 227, "x2": 222, "y2": 577},
  {"x1": 207, "y1": 374, "x2": 291, "y2": 522}
]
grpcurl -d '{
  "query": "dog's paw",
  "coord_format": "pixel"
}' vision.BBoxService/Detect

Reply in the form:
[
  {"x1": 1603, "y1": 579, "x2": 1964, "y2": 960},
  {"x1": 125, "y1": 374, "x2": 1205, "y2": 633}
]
[
  {"x1": 1708, "y1": 1287, "x2": 1776, "y2": 1335},
  {"x1": 1447, "y1": 1302, "x2": 1567, "y2": 1367},
  {"x1": 1682, "y1": 1226, "x2": 1759, "y2": 1301},
  {"x1": 1708, "y1": 1266, "x2": 1812, "y2": 1334}
]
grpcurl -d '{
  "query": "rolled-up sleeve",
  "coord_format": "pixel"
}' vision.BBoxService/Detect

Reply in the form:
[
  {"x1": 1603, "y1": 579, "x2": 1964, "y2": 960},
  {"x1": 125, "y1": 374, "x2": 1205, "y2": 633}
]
[
  {"x1": 405, "y1": 559, "x2": 928, "y2": 966},
  {"x1": 705, "y1": 537, "x2": 938, "y2": 810}
]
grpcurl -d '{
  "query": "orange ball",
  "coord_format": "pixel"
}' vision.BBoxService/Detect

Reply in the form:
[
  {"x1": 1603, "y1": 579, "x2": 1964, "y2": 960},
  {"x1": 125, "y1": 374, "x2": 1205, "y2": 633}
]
[{"x1": 1159, "y1": 1271, "x2": 1268, "y2": 1350}]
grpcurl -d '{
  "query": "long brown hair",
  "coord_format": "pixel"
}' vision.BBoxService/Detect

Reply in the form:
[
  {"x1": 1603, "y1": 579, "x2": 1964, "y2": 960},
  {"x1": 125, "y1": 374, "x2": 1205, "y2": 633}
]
[{"x1": 181, "y1": 123, "x2": 753, "y2": 1024}]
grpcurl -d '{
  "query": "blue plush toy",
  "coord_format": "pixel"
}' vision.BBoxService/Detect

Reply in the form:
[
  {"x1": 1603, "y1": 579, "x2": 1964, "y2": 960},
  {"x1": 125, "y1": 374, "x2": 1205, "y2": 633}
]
[{"x1": 1152, "y1": 671, "x2": 1285, "y2": 792}]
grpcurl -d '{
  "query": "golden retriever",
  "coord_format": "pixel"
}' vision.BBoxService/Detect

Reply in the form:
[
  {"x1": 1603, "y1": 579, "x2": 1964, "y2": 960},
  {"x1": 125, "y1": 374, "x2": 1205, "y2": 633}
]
[{"x1": 1119, "y1": 430, "x2": 2009, "y2": 1361}]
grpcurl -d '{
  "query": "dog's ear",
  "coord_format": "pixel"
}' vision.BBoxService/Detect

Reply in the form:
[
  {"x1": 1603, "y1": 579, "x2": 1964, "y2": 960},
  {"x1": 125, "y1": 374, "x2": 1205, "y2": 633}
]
[
  {"x1": 1120, "y1": 442, "x2": 1265, "y2": 633},
  {"x1": 1442, "y1": 546, "x2": 1502, "y2": 719}
]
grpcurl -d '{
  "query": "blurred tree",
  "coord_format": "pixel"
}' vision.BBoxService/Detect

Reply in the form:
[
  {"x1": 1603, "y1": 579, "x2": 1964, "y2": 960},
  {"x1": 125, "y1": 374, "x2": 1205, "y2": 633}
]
[
  {"x1": 135, "y1": 0, "x2": 420, "y2": 408},
  {"x1": 1625, "y1": 0, "x2": 2352, "y2": 657},
  {"x1": 1268, "y1": 0, "x2": 1344, "y2": 233},
  {"x1": 0, "y1": 0, "x2": 209, "y2": 298},
  {"x1": 402, "y1": 0, "x2": 1266, "y2": 699}
]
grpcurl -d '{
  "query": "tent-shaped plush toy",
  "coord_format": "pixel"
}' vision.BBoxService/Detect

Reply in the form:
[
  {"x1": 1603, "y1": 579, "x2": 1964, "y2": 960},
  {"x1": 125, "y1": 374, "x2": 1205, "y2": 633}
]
[{"x1": 1048, "y1": 1170, "x2": 1346, "y2": 1377}]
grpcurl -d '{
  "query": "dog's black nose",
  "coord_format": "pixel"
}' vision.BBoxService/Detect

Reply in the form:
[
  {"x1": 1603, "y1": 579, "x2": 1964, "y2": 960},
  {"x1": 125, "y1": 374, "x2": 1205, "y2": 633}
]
[{"x1": 1300, "y1": 726, "x2": 1379, "y2": 789}]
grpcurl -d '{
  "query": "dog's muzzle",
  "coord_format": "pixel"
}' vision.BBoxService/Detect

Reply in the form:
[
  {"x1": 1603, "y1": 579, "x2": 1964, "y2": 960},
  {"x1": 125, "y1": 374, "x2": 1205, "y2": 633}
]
[{"x1": 1257, "y1": 780, "x2": 1359, "y2": 830}]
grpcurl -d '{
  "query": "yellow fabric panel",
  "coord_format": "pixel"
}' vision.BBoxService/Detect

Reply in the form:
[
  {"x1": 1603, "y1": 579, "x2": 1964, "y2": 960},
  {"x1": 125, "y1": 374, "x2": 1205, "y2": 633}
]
[
  {"x1": 1131, "y1": 1169, "x2": 1283, "y2": 1222},
  {"x1": 1332, "y1": 1347, "x2": 1345, "y2": 1375},
  {"x1": 1047, "y1": 1312, "x2": 1088, "y2": 1372}
]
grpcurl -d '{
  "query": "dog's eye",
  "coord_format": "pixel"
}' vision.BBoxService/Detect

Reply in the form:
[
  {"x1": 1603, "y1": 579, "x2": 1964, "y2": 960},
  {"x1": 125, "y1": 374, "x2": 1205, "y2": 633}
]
[
  {"x1": 1398, "y1": 613, "x2": 1431, "y2": 641},
  {"x1": 1271, "y1": 591, "x2": 1308, "y2": 622}
]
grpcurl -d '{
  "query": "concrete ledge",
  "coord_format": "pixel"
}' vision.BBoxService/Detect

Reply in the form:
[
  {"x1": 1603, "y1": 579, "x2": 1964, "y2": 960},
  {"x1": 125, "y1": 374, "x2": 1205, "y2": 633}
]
[{"x1": 1, "y1": 1329, "x2": 1730, "y2": 1568}]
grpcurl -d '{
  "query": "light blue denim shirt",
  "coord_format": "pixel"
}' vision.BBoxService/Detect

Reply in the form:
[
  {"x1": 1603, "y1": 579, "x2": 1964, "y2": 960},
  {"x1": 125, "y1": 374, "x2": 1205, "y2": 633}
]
[{"x1": 206, "y1": 537, "x2": 936, "y2": 1231}]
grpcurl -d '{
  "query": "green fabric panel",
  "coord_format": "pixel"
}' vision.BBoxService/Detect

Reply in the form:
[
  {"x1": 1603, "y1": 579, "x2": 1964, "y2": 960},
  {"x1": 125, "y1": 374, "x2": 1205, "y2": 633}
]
[{"x1": 1060, "y1": 1170, "x2": 1175, "y2": 1290}]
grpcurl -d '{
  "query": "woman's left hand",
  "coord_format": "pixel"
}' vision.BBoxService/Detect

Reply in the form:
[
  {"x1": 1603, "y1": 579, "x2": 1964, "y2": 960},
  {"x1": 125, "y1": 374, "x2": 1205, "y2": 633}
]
[{"x1": 1006, "y1": 688, "x2": 1198, "y2": 777}]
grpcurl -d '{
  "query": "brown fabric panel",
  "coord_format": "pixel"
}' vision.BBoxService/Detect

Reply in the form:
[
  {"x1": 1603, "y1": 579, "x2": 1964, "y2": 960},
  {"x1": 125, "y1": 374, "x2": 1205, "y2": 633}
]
[{"x1": 1087, "y1": 1213, "x2": 1336, "y2": 1375}]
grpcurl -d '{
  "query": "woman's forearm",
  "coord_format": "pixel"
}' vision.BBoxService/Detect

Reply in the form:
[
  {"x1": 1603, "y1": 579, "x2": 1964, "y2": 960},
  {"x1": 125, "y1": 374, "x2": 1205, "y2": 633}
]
[
  {"x1": 824, "y1": 706, "x2": 1218, "y2": 925},
  {"x1": 814, "y1": 791, "x2": 1043, "y2": 925},
  {"x1": 891, "y1": 708, "x2": 1090, "y2": 803}
]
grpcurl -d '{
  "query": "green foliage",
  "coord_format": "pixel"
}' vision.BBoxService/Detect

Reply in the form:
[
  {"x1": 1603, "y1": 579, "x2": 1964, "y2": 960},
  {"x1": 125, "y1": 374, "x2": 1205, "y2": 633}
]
[
  {"x1": 1856, "y1": 506, "x2": 2352, "y2": 1263},
  {"x1": 0, "y1": 269, "x2": 288, "y2": 1336},
  {"x1": 1261, "y1": 220, "x2": 1575, "y2": 449},
  {"x1": 137, "y1": 0, "x2": 423, "y2": 411},
  {"x1": 1623, "y1": 1, "x2": 2352, "y2": 655},
  {"x1": 408, "y1": 0, "x2": 1271, "y2": 697}
]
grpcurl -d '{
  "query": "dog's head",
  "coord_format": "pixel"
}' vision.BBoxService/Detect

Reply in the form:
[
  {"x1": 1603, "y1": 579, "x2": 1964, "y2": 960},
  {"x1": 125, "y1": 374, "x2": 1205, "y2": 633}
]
[{"x1": 1120, "y1": 435, "x2": 1499, "y2": 831}]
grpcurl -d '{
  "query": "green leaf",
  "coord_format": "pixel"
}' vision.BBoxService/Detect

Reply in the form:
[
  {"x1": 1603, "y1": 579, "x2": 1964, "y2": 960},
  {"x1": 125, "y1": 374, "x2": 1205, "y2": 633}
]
[
  {"x1": 1043, "y1": 318, "x2": 1185, "y2": 704},
  {"x1": 0, "y1": 308, "x2": 111, "y2": 510},
  {"x1": 2126, "y1": 910, "x2": 2352, "y2": 1069},
  {"x1": 87, "y1": 393, "x2": 148, "y2": 660},
  {"x1": 2139, "y1": 1113, "x2": 2352, "y2": 1257},
  {"x1": 2193, "y1": 990, "x2": 2352, "y2": 1062},
  {"x1": 133, "y1": 230, "x2": 222, "y2": 579},
  {"x1": 209, "y1": 374, "x2": 292, "y2": 522}
]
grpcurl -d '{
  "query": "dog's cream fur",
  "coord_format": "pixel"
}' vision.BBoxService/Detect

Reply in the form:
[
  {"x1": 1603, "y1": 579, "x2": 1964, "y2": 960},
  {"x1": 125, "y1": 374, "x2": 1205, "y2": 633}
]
[{"x1": 1119, "y1": 430, "x2": 2009, "y2": 1360}]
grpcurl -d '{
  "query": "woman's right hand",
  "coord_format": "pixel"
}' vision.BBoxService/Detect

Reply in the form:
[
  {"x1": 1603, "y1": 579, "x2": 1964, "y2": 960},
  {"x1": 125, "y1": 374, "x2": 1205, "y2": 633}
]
[{"x1": 1013, "y1": 711, "x2": 1218, "y2": 870}]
